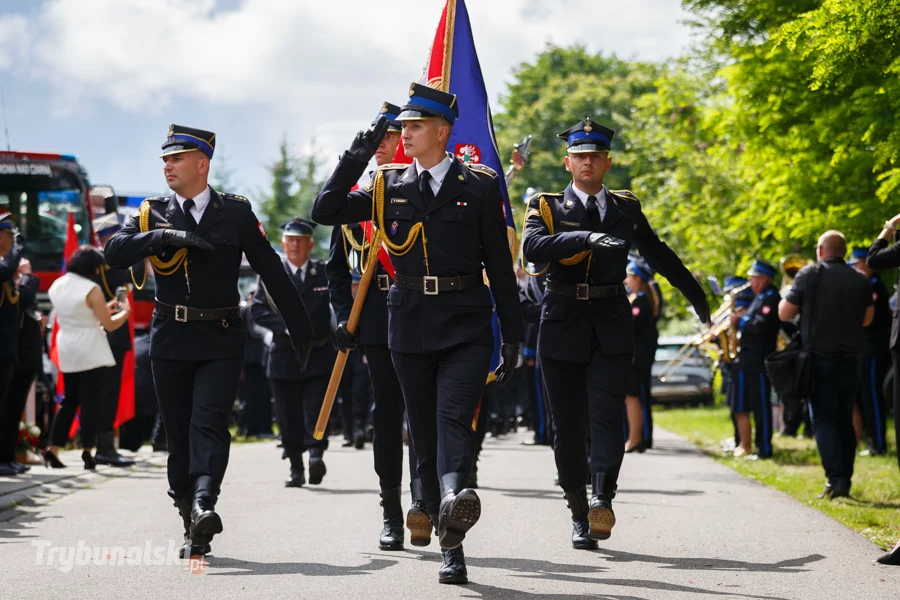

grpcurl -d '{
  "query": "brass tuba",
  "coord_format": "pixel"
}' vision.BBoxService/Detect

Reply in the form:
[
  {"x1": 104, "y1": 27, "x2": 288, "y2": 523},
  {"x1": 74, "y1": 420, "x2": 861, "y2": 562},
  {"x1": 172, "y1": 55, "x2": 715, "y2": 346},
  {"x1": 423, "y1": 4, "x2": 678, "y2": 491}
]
[{"x1": 780, "y1": 254, "x2": 811, "y2": 288}]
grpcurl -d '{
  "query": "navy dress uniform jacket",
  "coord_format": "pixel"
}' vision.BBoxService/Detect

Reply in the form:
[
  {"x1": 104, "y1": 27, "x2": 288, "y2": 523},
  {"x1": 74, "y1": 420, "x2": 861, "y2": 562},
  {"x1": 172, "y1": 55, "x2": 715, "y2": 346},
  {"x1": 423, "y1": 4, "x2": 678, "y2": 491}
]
[
  {"x1": 523, "y1": 184, "x2": 705, "y2": 363},
  {"x1": 326, "y1": 224, "x2": 390, "y2": 346},
  {"x1": 736, "y1": 285, "x2": 782, "y2": 372},
  {"x1": 312, "y1": 153, "x2": 524, "y2": 353},
  {"x1": 104, "y1": 187, "x2": 313, "y2": 360},
  {"x1": 863, "y1": 275, "x2": 891, "y2": 358},
  {"x1": 250, "y1": 258, "x2": 336, "y2": 381},
  {"x1": 630, "y1": 292, "x2": 658, "y2": 370}
]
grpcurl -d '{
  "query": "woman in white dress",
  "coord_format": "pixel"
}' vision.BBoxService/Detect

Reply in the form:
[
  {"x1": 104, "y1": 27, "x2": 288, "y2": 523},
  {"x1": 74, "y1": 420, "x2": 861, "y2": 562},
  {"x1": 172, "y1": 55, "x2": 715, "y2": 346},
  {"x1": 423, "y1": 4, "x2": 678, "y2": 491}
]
[{"x1": 45, "y1": 246, "x2": 131, "y2": 469}]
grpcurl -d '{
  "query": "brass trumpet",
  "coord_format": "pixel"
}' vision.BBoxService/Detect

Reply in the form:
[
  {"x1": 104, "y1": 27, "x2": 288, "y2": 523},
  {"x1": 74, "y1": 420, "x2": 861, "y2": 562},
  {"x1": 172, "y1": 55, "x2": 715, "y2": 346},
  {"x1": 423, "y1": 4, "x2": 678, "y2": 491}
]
[
  {"x1": 780, "y1": 254, "x2": 811, "y2": 288},
  {"x1": 657, "y1": 282, "x2": 750, "y2": 382}
]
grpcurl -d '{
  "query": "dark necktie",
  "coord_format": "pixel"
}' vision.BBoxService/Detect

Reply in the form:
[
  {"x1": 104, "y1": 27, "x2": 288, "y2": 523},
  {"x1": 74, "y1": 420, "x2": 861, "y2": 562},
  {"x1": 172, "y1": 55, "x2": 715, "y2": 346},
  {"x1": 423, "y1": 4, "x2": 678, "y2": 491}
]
[
  {"x1": 183, "y1": 198, "x2": 198, "y2": 233},
  {"x1": 586, "y1": 195, "x2": 602, "y2": 231},
  {"x1": 419, "y1": 170, "x2": 435, "y2": 211}
]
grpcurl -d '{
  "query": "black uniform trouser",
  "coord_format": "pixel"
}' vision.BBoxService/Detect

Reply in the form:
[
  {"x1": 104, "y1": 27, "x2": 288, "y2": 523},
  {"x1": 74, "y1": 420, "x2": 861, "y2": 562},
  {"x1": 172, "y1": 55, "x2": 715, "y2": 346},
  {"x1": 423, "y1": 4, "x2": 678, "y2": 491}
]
[
  {"x1": 809, "y1": 354, "x2": 859, "y2": 486},
  {"x1": 238, "y1": 364, "x2": 272, "y2": 436},
  {"x1": 151, "y1": 358, "x2": 243, "y2": 498},
  {"x1": 392, "y1": 343, "x2": 492, "y2": 510},
  {"x1": 857, "y1": 354, "x2": 889, "y2": 454},
  {"x1": 50, "y1": 367, "x2": 107, "y2": 448},
  {"x1": 730, "y1": 369, "x2": 774, "y2": 457},
  {"x1": 0, "y1": 359, "x2": 15, "y2": 416},
  {"x1": 365, "y1": 344, "x2": 417, "y2": 490},
  {"x1": 540, "y1": 347, "x2": 632, "y2": 493},
  {"x1": 99, "y1": 346, "x2": 127, "y2": 433},
  {"x1": 0, "y1": 368, "x2": 37, "y2": 462},
  {"x1": 339, "y1": 350, "x2": 371, "y2": 438},
  {"x1": 270, "y1": 376, "x2": 329, "y2": 456}
]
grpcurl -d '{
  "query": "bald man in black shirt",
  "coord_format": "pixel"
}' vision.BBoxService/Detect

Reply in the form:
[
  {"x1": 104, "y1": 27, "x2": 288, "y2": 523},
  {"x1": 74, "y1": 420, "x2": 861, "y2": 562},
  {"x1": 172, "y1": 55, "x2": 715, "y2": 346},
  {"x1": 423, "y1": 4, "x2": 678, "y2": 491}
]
[{"x1": 779, "y1": 230, "x2": 873, "y2": 500}]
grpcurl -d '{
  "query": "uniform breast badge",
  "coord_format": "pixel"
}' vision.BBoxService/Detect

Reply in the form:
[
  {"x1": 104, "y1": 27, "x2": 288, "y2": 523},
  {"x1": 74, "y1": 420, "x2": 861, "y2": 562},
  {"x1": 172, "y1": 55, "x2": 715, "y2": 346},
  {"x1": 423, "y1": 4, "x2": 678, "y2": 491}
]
[{"x1": 391, "y1": 221, "x2": 399, "y2": 235}]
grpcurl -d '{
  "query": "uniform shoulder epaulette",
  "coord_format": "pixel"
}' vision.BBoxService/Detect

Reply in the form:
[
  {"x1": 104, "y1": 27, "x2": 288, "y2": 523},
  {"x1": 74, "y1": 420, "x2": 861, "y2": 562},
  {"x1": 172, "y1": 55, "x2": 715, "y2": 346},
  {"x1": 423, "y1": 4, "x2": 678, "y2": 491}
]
[
  {"x1": 376, "y1": 163, "x2": 408, "y2": 171},
  {"x1": 145, "y1": 196, "x2": 167, "y2": 203},
  {"x1": 465, "y1": 163, "x2": 497, "y2": 177},
  {"x1": 609, "y1": 189, "x2": 639, "y2": 202},
  {"x1": 221, "y1": 193, "x2": 250, "y2": 204}
]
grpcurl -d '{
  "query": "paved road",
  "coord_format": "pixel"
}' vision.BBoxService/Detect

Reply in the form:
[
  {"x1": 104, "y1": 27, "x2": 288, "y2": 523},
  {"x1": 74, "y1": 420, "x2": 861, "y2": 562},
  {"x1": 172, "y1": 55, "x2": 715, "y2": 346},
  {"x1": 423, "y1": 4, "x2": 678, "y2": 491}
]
[{"x1": 1, "y1": 429, "x2": 897, "y2": 599}]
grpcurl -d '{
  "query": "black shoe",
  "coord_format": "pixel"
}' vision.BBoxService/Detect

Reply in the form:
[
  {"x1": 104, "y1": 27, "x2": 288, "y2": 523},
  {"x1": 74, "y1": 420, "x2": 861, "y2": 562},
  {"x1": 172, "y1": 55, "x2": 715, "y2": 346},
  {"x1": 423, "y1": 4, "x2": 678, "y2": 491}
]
[
  {"x1": 82, "y1": 450, "x2": 97, "y2": 471},
  {"x1": 379, "y1": 487, "x2": 404, "y2": 550},
  {"x1": 588, "y1": 473, "x2": 617, "y2": 540},
  {"x1": 43, "y1": 449, "x2": 66, "y2": 469},
  {"x1": 152, "y1": 443, "x2": 168, "y2": 453},
  {"x1": 190, "y1": 476, "x2": 223, "y2": 545},
  {"x1": 407, "y1": 500, "x2": 433, "y2": 547},
  {"x1": 173, "y1": 496, "x2": 211, "y2": 558},
  {"x1": 564, "y1": 488, "x2": 598, "y2": 550},
  {"x1": 354, "y1": 429, "x2": 365, "y2": 450},
  {"x1": 0, "y1": 462, "x2": 18, "y2": 476},
  {"x1": 341, "y1": 438, "x2": 353, "y2": 448},
  {"x1": 817, "y1": 480, "x2": 850, "y2": 500},
  {"x1": 438, "y1": 488, "x2": 481, "y2": 550},
  {"x1": 438, "y1": 546, "x2": 468, "y2": 584},
  {"x1": 285, "y1": 452, "x2": 305, "y2": 488},
  {"x1": 8, "y1": 461, "x2": 30, "y2": 473},
  {"x1": 468, "y1": 468, "x2": 479, "y2": 489},
  {"x1": 876, "y1": 542, "x2": 900, "y2": 565},
  {"x1": 95, "y1": 432, "x2": 136, "y2": 467},
  {"x1": 625, "y1": 439, "x2": 649, "y2": 454},
  {"x1": 308, "y1": 456, "x2": 326, "y2": 485}
]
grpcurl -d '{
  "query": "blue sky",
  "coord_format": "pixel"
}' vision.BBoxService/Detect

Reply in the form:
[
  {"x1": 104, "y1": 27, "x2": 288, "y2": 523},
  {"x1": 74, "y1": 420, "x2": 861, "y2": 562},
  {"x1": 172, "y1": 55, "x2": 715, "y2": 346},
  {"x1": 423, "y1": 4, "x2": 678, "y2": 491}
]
[{"x1": 0, "y1": 0, "x2": 695, "y2": 201}]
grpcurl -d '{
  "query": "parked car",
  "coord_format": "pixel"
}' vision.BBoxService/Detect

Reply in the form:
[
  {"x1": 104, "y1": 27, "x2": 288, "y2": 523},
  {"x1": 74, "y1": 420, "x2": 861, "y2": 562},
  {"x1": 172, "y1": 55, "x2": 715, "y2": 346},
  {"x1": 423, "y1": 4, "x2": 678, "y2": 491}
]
[{"x1": 650, "y1": 335, "x2": 715, "y2": 406}]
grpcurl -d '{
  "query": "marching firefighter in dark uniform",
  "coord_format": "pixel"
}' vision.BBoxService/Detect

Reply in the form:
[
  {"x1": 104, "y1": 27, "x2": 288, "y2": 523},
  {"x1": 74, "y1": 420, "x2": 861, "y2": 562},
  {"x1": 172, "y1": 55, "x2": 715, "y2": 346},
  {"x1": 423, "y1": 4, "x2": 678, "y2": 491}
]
[
  {"x1": 251, "y1": 217, "x2": 335, "y2": 488},
  {"x1": 522, "y1": 118, "x2": 710, "y2": 548},
  {"x1": 849, "y1": 247, "x2": 891, "y2": 456},
  {"x1": 326, "y1": 102, "x2": 427, "y2": 551},
  {"x1": 104, "y1": 124, "x2": 313, "y2": 558},
  {"x1": 728, "y1": 259, "x2": 783, "y2": 459},
  {"x1": 313, "y1": 83, "x2": 524, "y2": 584},
  {"x1": 0, "y1": 209, "x2": 26, "y2": 476}
]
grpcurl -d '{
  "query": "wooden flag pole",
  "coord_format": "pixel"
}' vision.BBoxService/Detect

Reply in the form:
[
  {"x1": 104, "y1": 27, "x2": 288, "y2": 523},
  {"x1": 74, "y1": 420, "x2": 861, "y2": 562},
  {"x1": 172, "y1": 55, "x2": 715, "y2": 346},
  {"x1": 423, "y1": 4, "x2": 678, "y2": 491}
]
[{"x1": 313, "y1": 229, "x2": 384, "y2": 440}]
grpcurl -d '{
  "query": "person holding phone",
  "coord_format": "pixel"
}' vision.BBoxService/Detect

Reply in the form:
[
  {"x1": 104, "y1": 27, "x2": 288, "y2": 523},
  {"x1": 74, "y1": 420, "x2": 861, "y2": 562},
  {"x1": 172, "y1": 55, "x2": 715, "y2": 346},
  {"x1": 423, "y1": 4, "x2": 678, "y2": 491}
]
[{"x1": 45, "y1": 246, "x2": 131, "y2": 470}]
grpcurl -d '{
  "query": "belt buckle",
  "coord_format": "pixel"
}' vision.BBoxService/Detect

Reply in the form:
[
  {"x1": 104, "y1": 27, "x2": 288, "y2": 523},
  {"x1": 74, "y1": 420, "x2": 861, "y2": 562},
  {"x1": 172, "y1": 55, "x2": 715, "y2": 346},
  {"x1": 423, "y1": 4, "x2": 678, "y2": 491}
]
[
  {"x1": 174, "y1": 305, "x2": 188, "y2": 322},
  {"x1": 575, "y1": 284, "x2": 590, "y2": 301},
  {"x1": 377, "y1": 274, "x2": 391, "y2": 292},
  {"x1": 423, "y1": 276, "x2": 439, "y2": 296}
]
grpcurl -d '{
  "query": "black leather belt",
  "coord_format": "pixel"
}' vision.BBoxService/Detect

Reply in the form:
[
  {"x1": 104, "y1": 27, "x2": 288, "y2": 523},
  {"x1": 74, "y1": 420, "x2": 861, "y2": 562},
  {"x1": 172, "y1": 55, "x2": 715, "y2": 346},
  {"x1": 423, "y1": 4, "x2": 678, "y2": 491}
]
[
  {"x1": 545, "y1": 282, "x2": 626, "y2": 301},
  {"x1": 156, "y1": 301, "x2": 241, "y2": 322},
  {"x1": 393, "y1": 272, "x2": 483, "y2": 295}
]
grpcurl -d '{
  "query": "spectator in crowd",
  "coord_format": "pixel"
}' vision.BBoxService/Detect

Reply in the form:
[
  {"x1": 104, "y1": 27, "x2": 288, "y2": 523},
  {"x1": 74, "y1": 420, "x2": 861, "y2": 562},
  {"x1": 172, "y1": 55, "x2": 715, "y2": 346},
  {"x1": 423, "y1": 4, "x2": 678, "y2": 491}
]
[
  {"x1": 778, "y1": 231, "x2": 872, "y2": 500},
  {"x1": 44, "y1": 246, "x2": 131, "y2": 470}
]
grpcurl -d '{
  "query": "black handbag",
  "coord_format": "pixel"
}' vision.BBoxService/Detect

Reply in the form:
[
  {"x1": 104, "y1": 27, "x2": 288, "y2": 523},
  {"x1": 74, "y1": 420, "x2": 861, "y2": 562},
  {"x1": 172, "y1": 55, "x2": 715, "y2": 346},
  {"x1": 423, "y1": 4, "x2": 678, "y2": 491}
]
[{"x1": 765, "y1": 263, "x2": 822, "y2": 398}]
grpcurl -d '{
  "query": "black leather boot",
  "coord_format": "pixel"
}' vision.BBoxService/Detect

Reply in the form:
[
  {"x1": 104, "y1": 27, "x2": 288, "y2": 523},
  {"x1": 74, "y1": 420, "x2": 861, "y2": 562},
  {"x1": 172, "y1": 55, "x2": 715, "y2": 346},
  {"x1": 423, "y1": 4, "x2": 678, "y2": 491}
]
[
  {"x1": 564, "y1": 488, "x2": 598, "y2": 550},
  {"x1": 285, "y1": 451, "x2": 305, "y2": 488},
  {"x1": 173, "y1": 496, "x2": 210, "y2": 558},
  {"x1": 876, "y1": 540, "x2": 900, "y2": 565},
  {"x1": 588, "y1": 473, "x2": 617, "y2": 541},
  {"x1": 406, "y1": 479, "x2": 433, "y2": 547},
  {"x1": 438, "y1": 472, "x2": 481, "y2": 550},
  {"x1": 95, "y1": 432, "x2": 135, "y2": 467},
  {"x1": 438, "y1": 545, "x2": 468, "y2": 584},
  {"x1": 308, "y1": 448, "x2": 326, "y2": 485},
  {"x1": 379, "y1": 487, "x2": 404, "y2": 550},
  {"x1": 190, "y1": 476, "x2": 223, "y2": 546}
]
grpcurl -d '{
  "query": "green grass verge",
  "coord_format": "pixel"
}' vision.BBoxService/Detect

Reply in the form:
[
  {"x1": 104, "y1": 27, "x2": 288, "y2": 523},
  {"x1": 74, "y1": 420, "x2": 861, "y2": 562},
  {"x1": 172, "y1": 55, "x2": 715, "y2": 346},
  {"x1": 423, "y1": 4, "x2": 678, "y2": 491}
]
[{"x1": 655, "y1": 405, "x2": 900, "y2": 550}]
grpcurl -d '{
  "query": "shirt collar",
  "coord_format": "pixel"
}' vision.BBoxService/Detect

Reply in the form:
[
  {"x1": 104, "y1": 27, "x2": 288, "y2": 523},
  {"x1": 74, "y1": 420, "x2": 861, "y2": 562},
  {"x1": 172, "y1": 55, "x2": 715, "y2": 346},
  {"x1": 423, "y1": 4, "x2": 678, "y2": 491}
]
[
  {"x1": 175, "y1": 186, "x2": 211, "y2": 213},
  {"x1": 571, "y1": 183, "x2": 607, "y2": 208},
  {"x1": 286, "y1": 258, "x2": 307, "y2": 277},
  {"x1": 414, "y1": 154, "x2": 453, "y2": 185}
]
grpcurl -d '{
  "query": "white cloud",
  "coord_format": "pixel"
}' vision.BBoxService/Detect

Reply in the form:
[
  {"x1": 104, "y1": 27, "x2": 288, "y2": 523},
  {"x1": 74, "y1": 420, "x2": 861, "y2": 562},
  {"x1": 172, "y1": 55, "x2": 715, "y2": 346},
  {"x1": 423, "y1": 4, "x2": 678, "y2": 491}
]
[{"x1": 0, "y1": 0, "x2": 694, "y2": 192}]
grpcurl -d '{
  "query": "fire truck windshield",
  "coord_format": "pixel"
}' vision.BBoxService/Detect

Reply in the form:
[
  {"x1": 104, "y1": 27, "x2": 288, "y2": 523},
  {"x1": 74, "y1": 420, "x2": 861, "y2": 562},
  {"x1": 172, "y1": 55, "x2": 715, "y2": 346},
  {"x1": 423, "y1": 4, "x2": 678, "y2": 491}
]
[{"x1": 0, "y1": 155, "x2": 91, "y2": 273}]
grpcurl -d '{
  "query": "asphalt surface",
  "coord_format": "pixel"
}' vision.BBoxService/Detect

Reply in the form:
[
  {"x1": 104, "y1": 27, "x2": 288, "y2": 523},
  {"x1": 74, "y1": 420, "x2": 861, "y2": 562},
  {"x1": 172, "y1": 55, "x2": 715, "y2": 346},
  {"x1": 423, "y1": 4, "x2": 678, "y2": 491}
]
[{"x1": 1, "y1": 429, "x2": 897, "y2": 599}]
